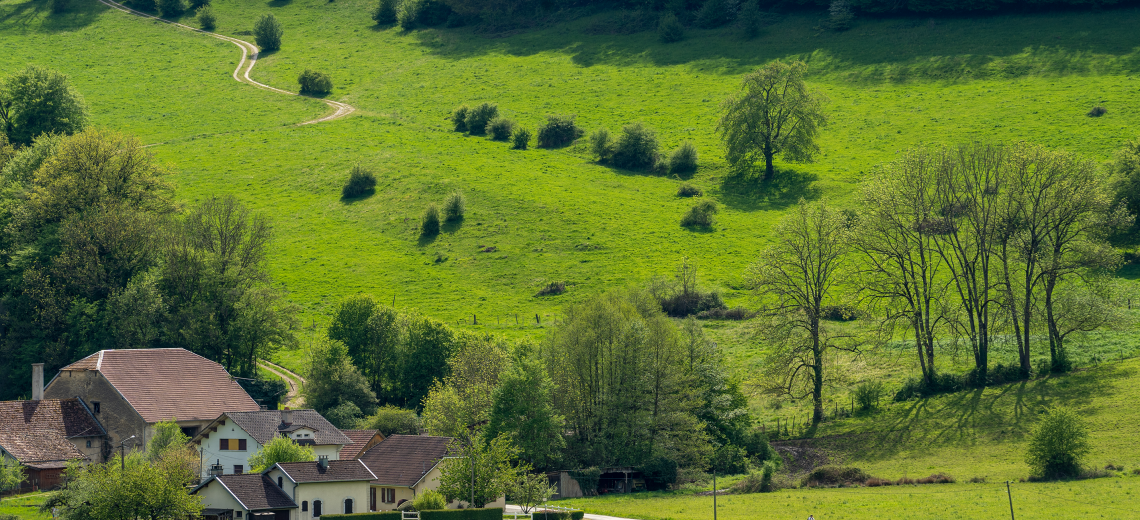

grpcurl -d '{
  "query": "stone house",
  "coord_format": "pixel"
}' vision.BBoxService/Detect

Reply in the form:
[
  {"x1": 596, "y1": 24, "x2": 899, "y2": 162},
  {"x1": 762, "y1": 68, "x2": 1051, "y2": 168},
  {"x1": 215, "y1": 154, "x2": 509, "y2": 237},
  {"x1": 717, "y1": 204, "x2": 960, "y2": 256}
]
[
  {"x1": 191, "y1": 409, "x2": 352, "y2": 478},
  {"x1": 264, "y1": 458, "x2": 376, "y2": 519},
  {"x1": 357, "y1": 434, "x2": 505, "y2": 511},
  {"x1": 43, "y1": 348, "x2": 261, "y2": 452}
]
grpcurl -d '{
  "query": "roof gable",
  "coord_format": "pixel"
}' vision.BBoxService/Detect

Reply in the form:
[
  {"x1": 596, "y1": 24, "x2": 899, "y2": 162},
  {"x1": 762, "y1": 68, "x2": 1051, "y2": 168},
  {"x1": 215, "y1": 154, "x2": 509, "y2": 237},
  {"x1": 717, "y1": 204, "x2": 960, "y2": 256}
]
[
  {"x1": 0, "y1": 399, "x2": 104, "y2": 464},
  {"x1": 195, "y1": 474, "x2": 297, "y2": 511},
  {"x1": 338, "y1": 430, "x2": 385, "y2": 460},
  {"x1": 358, "y1": 435, "x2": 452, "y2": 487}
]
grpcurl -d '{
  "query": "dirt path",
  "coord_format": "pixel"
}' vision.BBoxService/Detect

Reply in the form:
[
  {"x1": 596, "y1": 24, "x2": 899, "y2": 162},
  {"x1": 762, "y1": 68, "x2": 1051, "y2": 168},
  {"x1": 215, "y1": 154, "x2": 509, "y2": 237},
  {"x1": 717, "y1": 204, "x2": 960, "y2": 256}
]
[
  {"x1": 96, "y1": 0, "x2": 354, "y2": 125},
  {"x1": 258, "y1": 360, "x2": 306, "y2": 409}
]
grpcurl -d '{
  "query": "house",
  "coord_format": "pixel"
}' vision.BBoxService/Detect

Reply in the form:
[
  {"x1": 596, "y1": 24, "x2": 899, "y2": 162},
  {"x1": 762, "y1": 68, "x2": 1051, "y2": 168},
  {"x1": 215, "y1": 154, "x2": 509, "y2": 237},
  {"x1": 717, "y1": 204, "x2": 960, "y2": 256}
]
[
  {"x1": 43, "y1": 348, "x2": 261, "y2": 452},
  {"x1": 337, "y1": 430, "x2": 385, "y2": 461},
  {"x1": 191, "y1": 409, "x2": 352, "y2": 478},
  {"x1": 357, "y1": 434, "x2": 505, "y2": 510},
  {"x1": 0, "y1": 364, "x2": 108, "y2": 492},
  {"x1": 264, "y1": 458, "x2": 376, "y2": 519},
  {"x1": 191, "y1": 473, "x2": 297, "y2": 520}
]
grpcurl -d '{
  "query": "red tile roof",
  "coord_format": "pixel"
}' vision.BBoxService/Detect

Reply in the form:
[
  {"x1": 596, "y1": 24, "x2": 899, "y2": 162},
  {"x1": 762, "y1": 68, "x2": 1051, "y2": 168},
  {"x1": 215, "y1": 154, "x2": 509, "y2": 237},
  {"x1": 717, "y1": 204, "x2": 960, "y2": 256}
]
[
  {"x1": 338, "y1": 430, "x2": 384, "y2": 460},
  {"x1": 0, "y1": 399, "x2": 104, "y2": 465},
  {"x1": 358, "y1": 435, "x2": 453, "y2": 487},
  {"x1": 57, "y1": 349, "x2": 259, "y2": 423}
]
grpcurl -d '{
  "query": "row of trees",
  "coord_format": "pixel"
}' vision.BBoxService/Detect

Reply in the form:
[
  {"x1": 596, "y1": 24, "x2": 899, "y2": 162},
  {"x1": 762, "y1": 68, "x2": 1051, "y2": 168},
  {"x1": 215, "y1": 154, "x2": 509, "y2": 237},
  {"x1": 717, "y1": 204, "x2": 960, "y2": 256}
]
[{"x1": 753, "y1": 142, "x2": 1131, "y2": 425}]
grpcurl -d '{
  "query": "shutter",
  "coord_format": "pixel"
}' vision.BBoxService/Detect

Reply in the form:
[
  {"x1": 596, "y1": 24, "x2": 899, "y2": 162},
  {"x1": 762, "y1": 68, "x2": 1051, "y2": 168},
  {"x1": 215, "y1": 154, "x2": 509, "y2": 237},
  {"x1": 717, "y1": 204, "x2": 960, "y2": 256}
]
[
  {"x1": 220, "y1": 439, "x2": 229, "y2": 451},
  {"x1": 238, "y1": 439, "x2": 247, "y2": 451}
]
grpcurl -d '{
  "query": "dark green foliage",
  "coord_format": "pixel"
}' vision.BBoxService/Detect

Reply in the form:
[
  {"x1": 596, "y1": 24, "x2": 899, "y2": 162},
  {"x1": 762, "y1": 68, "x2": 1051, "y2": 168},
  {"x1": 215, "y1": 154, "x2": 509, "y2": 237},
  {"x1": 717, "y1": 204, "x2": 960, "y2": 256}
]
[
  {"x1": 710, "y1": 444, "x2": 749, "y2": 474},
  {"x1": 416, "y1": 0, "x2": 452, "y2": 25},
  {"x1": 188, "y1": 0, "x2": 209, "y2": 9},
  {"x1": 568, "y1": 468, "x2": 601, "y2": 496},
  {"x1": 303, "y1": 339, "x2": 379, "y2": 428},
  {"x1": 486, "y1": 343, "x2": 565, "y2": 469},
  {"x1": 342, "y1": 164, "x2": 377, "y2": 198},
  {"x1": 536, "y1": 115, "x2": 583, "y2": 148},
  {"x1": 853, "y1": 381, "x2": 884, "y2": 412},
  {"x1": 510, "y1": 127, "x2": 530, "y2": 150},
  {"x1": 677, "y1": 183, "x2": 702, "y2": 197},
  {"x1": 486, "y1": 118, "x2": 515, "y2": 141},
  {"x1": 827, "y1": 0, "x2": 854, "y2": 30},
  {"x1": 737, "y1": 0, "x2": 762, "y2": 38},
  {"x1": 298, "y1": 69, "x2": 333, "y2": 95},
  {"x1": 1088, "y1": 106, "x2": 1107, "y2": 117},
  {"x1": 1026, "y1": 407, "x2": 1090, "y2": 479},
  {"x1": 802, "y1": 466, "x2": 873, "y2": 487},
  {"x1": 451, "y1": 105, "x2": 469, "y2": 132},
  {"x1": 50, "y1": 0, "x2": 71, "y2": 14},
  {"x1": 421, "y1": 204, "x2": 441, "y2": 236},
  {"x1": 529, "y1": 511, "x2": 584, "y2": 520},
  {"x1": 373, "y1": 0, "x2": 398, "y2": 24},
  {"x1": 638, "y1": 457, "x2": 678, "y2": 490},
  {"x1": 464, "y1": 103, "x2": 498, "y2": 136},
  {"x1": 657, "y1": 13, "x2": 683, "y2": 43},
  {"x1": 443, "y1": 192, "x2": 465, "y2": 221},
  {"x1": 0, "y1": 65, "x2": 88, "y2": 146},
  {"x1": 536, "y1": 281, "x2": 564, "y2": 296},
  {"x1": 893, "y1": 371, "x2": 965, "y2": 400},
  {"x1": 1113, "y1": 137, "x2": 1140, "y2": 240},
  {"x1": 589, "y1": 128, "x2": 613, "y2": 160},
  {"x1": 128, "y1": 0, "x2": 156, "y2": 10},
  {"x1": 322, "y1": 513, "x2": 402, "y2": 520},
  {"x1": 611, "y1": 122, "x2": 659, "y2": 170},
  {"x1": 696, "y1": 0, "x2": 732, "y2": 28},
  {"x1": 254, "y1": 14, "x2": 283, "y2": 51},
  {"x1": 668, "y1": 141, "x2": 698, "y2": 173},
  {"x1": 681, "y1": 200, "x2": 718, "y2": 227},
  {"x1": 420, "y1": 508, "x2": 503, "y2": 520},
  {"x1": 397, "y1": 0, "x2": 421, "y2": 29},
  {"x1": 359, "y1": 405, "x2": 422, "y2": 435},
  {"x1": 236, "y1": 378, "x2": 288, "y2": 410},
  {"x1": 197, "y1": 6, "x2": 217, "y2": 31},
  {"x1": 731, "y1": 461, "x2": 779, "y2": 493},
  {"x1": 156, "y1": 0, "x2": 185, "y2": 17}
]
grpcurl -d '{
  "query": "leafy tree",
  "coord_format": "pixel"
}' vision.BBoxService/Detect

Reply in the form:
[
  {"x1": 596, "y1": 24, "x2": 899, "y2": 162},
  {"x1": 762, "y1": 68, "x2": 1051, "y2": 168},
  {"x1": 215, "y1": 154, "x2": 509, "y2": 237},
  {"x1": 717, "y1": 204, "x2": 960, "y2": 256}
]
[
  {"x1": 248, "y1": 435, "x2": 316, "y2": 472},
  {"x1": 485, "y1": 342, "x2": 565, "y2": 469},
  {"x1": 329, "y1": 295, "x2": 399, "y2": 398},
  {"x1": 147, "y1": 419, "x2": 190, "y2": 461},
  {"x1": 303, "y1": 339, "x2": 378, "y2": 427},
  {"x1": 48, "y1": 452, "x2": 201, "y2": 520},
  {"x1": 422, "y1": 333, "x2": 509, "y2": 437},
  {"x1": 0, "y1": 456, "x2": 23, "y2": 502},
  {"x1": 748, "y1": 199, "x2": 850, "y2": 425},
  {"x1": 421, "y1": 204, "x2": 441, "y2": 236},
  {"x1": 197, "y1": 5, "x2": 217, "y2": 30},
  {"x1": 437, "y1": 432, "x2": 524, "y2": 508},
  {"x1": 359, "y1": 405, "x2": 422, "y2": 435},
  {"x1": 157, "y1": 0, "x2": 185, "y2": 16},
  {"x1": 1112, "y1": 137, "x2": 1140, "y2": 239},
  {"x1": 717, "y1": 60, "x2": 827, "y2": 181},
  {"x1": 657, "y1": 13, "x2": 683, "y2": 43},
  {"x1": 1026, "y1": 407, "x2": 1090, "y2": 479},
  {"x1": 611, "y1": 122, "x2": 659, "y2": 170},
  {"x1": 373, "y1": 0, "x2": 398, "y2": 24},
  {"x1": 0, "y1": 65, "x2": 88, "y2": 145},
  {"x1": 509, "y1": 472, "x2": 556, "y2": 513},
  {"x1": 392, "y1": 313, "x2": 456, "y2": 409},
  {"x1": 253, "y1": 14, "x2": 283, "y2": 51},
  {"x1": 412, "y1": 489, "x2": 446, "y2": 511}
]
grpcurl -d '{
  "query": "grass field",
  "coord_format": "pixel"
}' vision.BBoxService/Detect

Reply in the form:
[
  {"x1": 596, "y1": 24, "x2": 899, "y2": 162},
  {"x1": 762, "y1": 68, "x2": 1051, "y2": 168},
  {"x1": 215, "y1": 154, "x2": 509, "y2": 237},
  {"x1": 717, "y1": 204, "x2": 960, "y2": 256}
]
[{"x1": 0, "y1": 492, "x2": 51, "y2": 520}]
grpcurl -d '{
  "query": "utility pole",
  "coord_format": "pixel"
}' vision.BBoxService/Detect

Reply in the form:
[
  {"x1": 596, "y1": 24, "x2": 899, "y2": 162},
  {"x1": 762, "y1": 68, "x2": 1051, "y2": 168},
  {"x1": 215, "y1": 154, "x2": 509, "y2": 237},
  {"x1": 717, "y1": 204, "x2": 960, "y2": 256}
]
[{"x1": 1006, "y1": 481, "x2": 1015, "y2": 520}]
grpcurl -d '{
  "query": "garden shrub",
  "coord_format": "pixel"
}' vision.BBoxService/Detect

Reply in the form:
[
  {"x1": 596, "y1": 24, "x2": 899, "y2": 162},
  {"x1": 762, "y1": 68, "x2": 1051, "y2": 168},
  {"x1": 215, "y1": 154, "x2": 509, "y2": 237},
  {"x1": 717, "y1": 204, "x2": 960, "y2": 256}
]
[
  {"x1": 157, "y1": 0, "x2": 185, "y2": 16},
  {"x1": 298, "y1": 69, "x2": 333, "y2": 95},
  {"x1": 1088, "y1": 106, "x2": 1107, "y2": 117},
  {"x1": 254, "y1": 14, "x2": 283, "y2": 51},
  {"x1": 443, "y1": 192, "x2": 465, "y2": 221},
  {"x1": 486, "y1": 118, "x2": 515, "y2": 141},
  {"x1": 342, "y1": 165, "x2": 377, "y2": 198},
  {"x1": 421, "y1": 204, "x2": 440, "y2": 236},
  {"x1": 373, "y1": 0, "x2": 398, "y2": 24},
  {"x1": 737, "y1": 0, "x2": 762, "y2": 38},
  {"x1": 853, "y1": 381, "x2": 884, "y2": 412},
  {"x1": 669, "y1": 141, "x2": 698, "y2": 173},
  {"x1": 1026, "y1": 407, "x2": 1090, "y2": 479},
  {"x1": 322, "y1": 513, "x2": 402, "y2": 520},
  {"x1": 658, "y1": 13, "x2": 684, "y2": 43},
  {"x1": 589, "y1": 127, "x2": 613, "y2": 160},
  {"x1": 464, "y1": 103, "x2": 499, "y2": 136},
  {"x1": 420, "y1": 509, "x2": 503, "y2": 520},
  {"x1": 696, "y1": 0, "x2": 732, "y2": 28},
  {"x1": 197, "y1": 5, "x2": 217, "y2": 30},
  {"x1": 639, "y1": 456, "x2": 678, "y2": 491},
  {"x1": 536, "y1": 282, "x2": 565, "y2": 296},
  {"x1": 511, "y1": 127, "x2": 530, "y2": 149},
  {"x1": 188, "y1": 0, "x2": 208, "y2": 8},
  {"x1": 802, "y1": 466, "x2": 873, "y2": 487},
  {"x1": 680, "y1": 200, "x2": 718, "y2": 228},
  {"x1": 710, "y1": 444, "x2": 749, "y2": 475},
  {"x1": 676, "y1": 183, "x2": 702, "y2": 197},
  {"x1": 412, "y1": 489, "x2": 446, "y2": 511},
  {"x1": 536, "y1": 115, "x2": 582, "y2": 148},
  {"x1": 612, "y1": 122, "x2": 659, "y2": 170},
  {"x1": 451, "y1": 105, "x2": 469, "y2": 132}
]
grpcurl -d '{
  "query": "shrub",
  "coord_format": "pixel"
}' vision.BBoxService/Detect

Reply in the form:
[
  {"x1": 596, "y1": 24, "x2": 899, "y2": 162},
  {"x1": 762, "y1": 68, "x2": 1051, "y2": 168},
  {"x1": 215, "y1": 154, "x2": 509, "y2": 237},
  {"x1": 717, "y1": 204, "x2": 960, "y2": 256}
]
[
  {"x1": 510, "y1": 127, "x2": 530, "y2": 150},
  {"x1": 696, "y1": 0, "x2": 732, "y2": 28},
  {"x1": 669, "y1": 141, "x2": 698, "y2": 173},
  {"x1": 710, "y1": 444, "x2": 749, "y2": 475},
  {"x1": 658, "y1": 13, "x2": 684, "y2": 43},
  {"x1": 298, "y1": 69, "x2": 333, "y2": 95},
  {"x1": 589, "y1": 128, "x2": 613, "y2": 160},
  {"x1": 536, "y1": 115, "x2": 583, "y2": 148},
  {"x1": 1026, "y1": 407, "x2": 1090, "y2": 479},
  {"x1": 397, "y1": 0, "x2": 422, "y2": 29},
  {"x1": 916, "y1": 473, "x2": 955, "y2": 484},
  {"x1": 820, "y1": 304, "x2": 859, "y2": 321},
  {"x1": 358, "y1": 405, "x2": 421, "y2": 435},
  {"x1": 128, "y1": 0, "x2": 157, "y2": 10},
  {"x1": 827, "y1": 0, "x2": 854, "y2": 30},
  {"x1": 1088, "y1": 106, "x2": 1107, "y2": 117},
  {"x1": 530, "y1": 512, "x2": 584, "y2": 520},
  {"x1": 536, "y1": 282, "x2": 565, "y2": 296},
  {"x1": 443, "y1": 192, "x2": 465, "y2": 221},
  {"x1": 853, "y1": 381, "x2": 884, "y2": 412},
  {"x1": 197, "y1": 5, "x2": 217, "y2": 30},
  {"x1": 802, "y1": 466, "x2": 873, "y2": 487},
  {"x1": 638, "y1": 456, "x2": 678, "y2": 491},
  {"x1": 322, "y1": 513, "x2": 402, "y2": 520},
  {"x1": 188, "y1": 0, "x2": 208, "y2": 8},
  {"x1": 342, "y1": 165, "x2": 377, "y2": 198},
  {"x1": 696, "y1": 307, "x2": 754, "y2": 320},
  {"x1": 731, "y1": 460, "x2": 779, "y2": 493},
  {"x1": 677, "y1": 183, "x2": 702, "y2": 197},
  {"x1": 421, "y1": 204, "x2": 441, "y2": 236},
  {"x1": 373, "y1": 0, "x2": 398, "y2": 24},
  {"x1": 893, "y1": 371, "x2": 964, "y2": 401},
  {"x1": 737, "y1": 0, "x2": 762, "y2": 38},
  {"x1": 254, "y1": 14, "x2": 283, "y2": 51},
  {"x1": 451, "y1": 105, "x2": 469, "y2": 132},
  {"x1": 157, "y1": 0, "x2": 185, "y2": 16},
  {"x1": 464, "y1": 103, "x2": 498, "y2": 136},
  {"x1": 968, "y1": 476, "x2": 987, "y2": 483},
  {"x1": 415, "y1": 0, "x2": 451, "y2": 25},
  {"x1": 413, "y1": 489, "x2": 446, "y2": 511},
  {"x1": 612, "y1": 122, "x2": 659, "y2": 170},
  {"x1": 681, "y1": 200, "x2": 718, "y2": 227},
  {"x1": 486, "y1": 118, "x2": 515, "y2": 141}
]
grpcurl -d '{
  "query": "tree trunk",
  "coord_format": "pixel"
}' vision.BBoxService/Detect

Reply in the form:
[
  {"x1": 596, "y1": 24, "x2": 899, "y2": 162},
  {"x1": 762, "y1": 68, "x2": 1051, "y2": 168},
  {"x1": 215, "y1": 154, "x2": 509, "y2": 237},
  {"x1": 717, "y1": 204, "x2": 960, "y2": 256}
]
[
  {"x1": 811, "y1": 317, "x2": 824, "y2": 426},
  {"x1": 764, "y1": 152, "x2": 775, "y2": 182}
]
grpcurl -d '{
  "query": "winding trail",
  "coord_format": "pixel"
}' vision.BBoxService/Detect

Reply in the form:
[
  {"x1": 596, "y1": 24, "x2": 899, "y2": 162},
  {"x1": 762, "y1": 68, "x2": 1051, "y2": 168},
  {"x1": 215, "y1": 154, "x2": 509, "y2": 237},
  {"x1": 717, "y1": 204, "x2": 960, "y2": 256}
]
[
  {"x1": 258, "y1": 360, "x2": 306, "y2": 409},
  {"x1": 96, "y1": 0, "x2": 354, "y2": 125}
]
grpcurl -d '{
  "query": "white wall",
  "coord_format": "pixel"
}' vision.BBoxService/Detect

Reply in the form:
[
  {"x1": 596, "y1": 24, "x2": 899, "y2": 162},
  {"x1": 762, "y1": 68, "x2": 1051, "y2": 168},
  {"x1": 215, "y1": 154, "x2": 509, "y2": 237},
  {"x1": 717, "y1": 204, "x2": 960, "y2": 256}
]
[
  {"x1": 198, "y1": 422, "x2": 261, "y2": 477},
  {"x1": 263, "y1": 470, "x2": 369, "y2": 520},
  {"x1": 194, "y1": 478, "x2": 250, "y2": 518}
]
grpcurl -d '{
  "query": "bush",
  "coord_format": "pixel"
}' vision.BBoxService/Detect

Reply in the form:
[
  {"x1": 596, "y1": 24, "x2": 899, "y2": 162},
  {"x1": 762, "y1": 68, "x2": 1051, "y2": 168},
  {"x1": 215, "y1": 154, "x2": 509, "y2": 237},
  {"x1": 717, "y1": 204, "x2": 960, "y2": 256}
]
[
  {"x1": 157, "y1": 0, "x2": 185, "y2": 16},
  {"x1": 421, "y1": 204, "x2": 440, "y2": 236},
  {"x1": 415, "y1": 0, "x2": 451, "y2": 25},
  {"x1": 486, "y1": 118, "x2": 515, "y2": 141},
  {"x1": 802, "y1": 466, "x2": 873, "y2": 487},
  {"x1": 915, "y1": 473, "x2": 955, "y2": 484},
  {"x1": 510, "y1": 127, "x2": 530, "y2": 150},
  {"x1": 373, "y1": 0, "x2": 398, "y2": 23},
  {"x1": 710, "y1": 444, "x2": 750, "y2": 475},
  {"x1": 530, "y1": 512, "x2": 584, "y2": 520},
  {"x1": 322, "y1": 513, "x2": 402, "y2": 520},
  {"x1": 681, "y1": 200, "x2": 718, "y2": 227},
  {"x1": 820, "y1": 304, "x2": 859, "y2": 321},
  {"x1": 397, "y1": 0, "x2": 421, "y2": 29},
  {"x1": 536, "y1": 282, "x2": 565, "y2": 296},
  {"x1": 1088, "y1": 106, "x2": 1107, "y2": 117},
  {"x1": 612, "y1": 122, "x2": 659, "y2": 170},
  {"x1": 737, "y1": 0, "x2": 762, "y2": 38},
  {"x1": 298, "y1": 69, "x2": 333, "y2": 95},
  {"x1": 188, "y1": 0, "x2": 208, "y2": 8},
  {"x1": 589, "y1": 128, "x2": 613, "y2": 160},
  {"x1": 853, "y1": 381, "x2": 884, "y2": 412},
  {"x1": 464, "y1": 103, "x2": 499, "y2": 136},
  {"x1": 413, "y1": 489, "x2": 446, "y2": 511},
  {"x1": 420, "y1": 510, "x2": 503, "y2": 520},
  {"x1": 827, "y1": 0, "x2": 853, "y2": 30},
  {"x1": 658, "y1": 13, "x2": 684, "y2": 43},
  {"x1": 197, "y1": 5, "x2": 217, "y2": 30},
  {"x1": 893, "y1": 371, "x2": 965, "y2": 401},
  {"x1": 451, "y1": 105, "x2": 469, "y2": 132},
  {"x1": 342, "y1": 165, "x2": 377, "y2": 198},
  {"x1": 358, "y1": 405, "x2": 421, "y2": 435},
  {"x1": 696, "y1": 0, "x2": 732, "y2": 28},
  {"x1": 254, "y1": 14, "x2": 283, "y2": 51},
  {"x1": 696, "y1": 307, "x2": 754, "y2": 320},
  {"x1": 669, "y1": 141, "x2": 698, "y2": 173},
  {"x1": 443, "y1": 192, "x2": 465, "y2": 221},
  {"x1": 677, "y1": 183, "x2": 702, "y2": 197},
  {"x1": 127, "y1": 0, "x2": 156, "y2": 10},
  {"x1": 639, "y1": 456, "x2": 678, "y2": 491},
  {"x1": 537, "y1": 115, "x2": 583, "y2": 148},
  {"x1": 1026, "y1": 407, "x2": 1090, "y2": 479},
  {"x1": 731, "y1": 460, "x2": 780, "y2": 493}
]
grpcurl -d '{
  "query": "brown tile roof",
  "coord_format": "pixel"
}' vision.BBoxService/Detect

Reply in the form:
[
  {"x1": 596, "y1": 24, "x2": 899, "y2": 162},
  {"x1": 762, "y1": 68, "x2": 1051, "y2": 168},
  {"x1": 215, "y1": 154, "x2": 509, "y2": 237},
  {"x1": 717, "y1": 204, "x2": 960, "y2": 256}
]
[
  {"x1": 275, "y1": 460, "x2": 376, "y2": 483},
  {"x1": 225, "y1": 410, "x2": 351, "y2": 447},
  {"x1": 358, "y1": 435, "x2": 452, "y2": 487},
  {"x1": 0, "y1": 399, "x2": 104, "y2": 465},
  {"x1": 57, "y1": 349, "x2": 259, "y2": 423},
  {"x1": 196, "y1": 474, "x2": 297, "y2": 511},
  {"x1": 338, "y1": 430, "x2": 384, "y2": 460}
]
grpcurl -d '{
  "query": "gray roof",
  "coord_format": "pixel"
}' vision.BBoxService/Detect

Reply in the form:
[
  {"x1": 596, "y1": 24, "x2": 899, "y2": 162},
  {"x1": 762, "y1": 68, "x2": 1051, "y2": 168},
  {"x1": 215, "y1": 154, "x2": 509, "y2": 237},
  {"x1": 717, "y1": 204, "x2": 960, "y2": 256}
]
[
  {"x1": 359, "y1": 435, "x2": 453, "y2": 487},
  {"x1": 226, "y1": 410, "x2": 351, "y2": 446},
  {"x1": 193, "y1": 474, "x2": 297, "y2": 511},
  {"x1": 274, "y1": 459, "x2": 377, "y2": 483}
]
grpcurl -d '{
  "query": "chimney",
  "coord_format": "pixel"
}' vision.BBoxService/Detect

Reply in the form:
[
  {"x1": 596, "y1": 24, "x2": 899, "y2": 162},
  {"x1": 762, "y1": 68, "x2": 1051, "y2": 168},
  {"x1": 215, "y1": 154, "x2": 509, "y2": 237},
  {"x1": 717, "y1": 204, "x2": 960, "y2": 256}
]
[
  {"x1": 32, "y1": 363, "x2": 44, "y2": 401},
  {"x1": 318, "y1": 456, "x2": 329, "y2": 470},
  {"x1": 281, "y1": 407, "x2": 292, "y2": 425}
]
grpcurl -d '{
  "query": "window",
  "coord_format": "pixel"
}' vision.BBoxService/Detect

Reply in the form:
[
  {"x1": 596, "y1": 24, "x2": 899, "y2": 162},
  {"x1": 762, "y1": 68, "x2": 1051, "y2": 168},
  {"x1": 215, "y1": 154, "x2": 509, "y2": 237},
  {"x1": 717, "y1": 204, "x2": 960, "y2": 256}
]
[
  {"x1": 234, "y1": 465, "x2": 244, "y2": 475},
  {"x1": 382, "y1": 489, "x2": 395, "y2": 504},
  {"x1": 236, "y1": 513, "x2": 242, "y2": 518},
  {"x1": 302, "y1": 502, "x2": 308, "y2": 512},
  {"x1": 344, "y1": 499, "x2": 353, "y2": 515},
  {"x1": 180, "y1": 426, "x2": 199, "y2": 438},
  {"x1": 86, "y1": 440, "x2": 92, "y2": 448},
  {"x1": 313, "y1": 500, "x2": 322, "y2": 518},
  {"x1": 278, "y1": 476, "x2": 283, "y2": 488},
  {"x1": 219, "y1": 439, "x2": 248, "y2": 451},
  {"x1": 370, "y1": 488, "x2": 376, "y2": 512},
  {"x1": 92, "y1": 402, "x2": 100, "y2": 413}
]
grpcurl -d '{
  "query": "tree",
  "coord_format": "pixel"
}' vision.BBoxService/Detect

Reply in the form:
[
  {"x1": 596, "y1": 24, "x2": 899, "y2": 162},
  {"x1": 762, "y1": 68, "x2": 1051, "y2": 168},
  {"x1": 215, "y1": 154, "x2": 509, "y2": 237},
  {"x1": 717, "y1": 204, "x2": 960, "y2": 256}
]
[
  {"x1": 253, "y1": 14, "x2": 283, "y2": 51},
  {"x1": 0, "y1": 456, "x2": 23, "y2": 502},
  {"x1": 0, "y1": 65, "x2": 88, "y2": 145},
  {"x1": 359, "y1": 405, "x2": 422, "y2": 435},
  {"x1": 509, "y1": 472, "x2": 556, "y2": 513},
  {"x1": 147, "y1": 419, "x2": 190, "y2": 461},
  {"x1": 717, "y1": 60, "x2": 827, "y2": 181},
  {"x1": 302, "y1": 339, "x2": 378, "y2": 427},
  {"x1": 1111, "y1": 136, "x2": 1140, "y2": 240},
  {"x1": 392, "y1": 313, "x2": 456, "y2": 409},
  {"x1": 48, "y1": 452, "x2": 202, "y2": 520},
  {"x1": 421, "y1": 333, "x2": 509, "y2": 438},
  {"x1": 1026, "y1": 407, "x2": 1090, "y2": 479},
  {"x1": 437, "y1": 432, "x2": 523, "y2": 508},
  {"x1": 328, "y1": 295, "x2": 400, "y2": 400},
  {"x1": 485, "y1": 342, "x2": 565, "y2": 470},
  {"x1": 748, "y1": 199, "x2": 850, "y2": 425},
  {"x1": 247, "y1": 435, "x2": 316, "y2": 472}
]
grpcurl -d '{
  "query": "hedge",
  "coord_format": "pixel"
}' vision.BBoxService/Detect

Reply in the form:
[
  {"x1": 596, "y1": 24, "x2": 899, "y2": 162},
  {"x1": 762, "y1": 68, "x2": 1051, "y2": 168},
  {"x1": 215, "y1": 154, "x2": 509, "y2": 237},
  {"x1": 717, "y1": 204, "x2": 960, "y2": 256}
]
[
  {"x1": 420, "y1": 508, "x2": 503, "y2": 520},
  {"x1": 321, "y1": 513, "x2": 402, "y2": 520},
  {"x1": 531, "y1": 510, "x2": 585, "y2": 520}
]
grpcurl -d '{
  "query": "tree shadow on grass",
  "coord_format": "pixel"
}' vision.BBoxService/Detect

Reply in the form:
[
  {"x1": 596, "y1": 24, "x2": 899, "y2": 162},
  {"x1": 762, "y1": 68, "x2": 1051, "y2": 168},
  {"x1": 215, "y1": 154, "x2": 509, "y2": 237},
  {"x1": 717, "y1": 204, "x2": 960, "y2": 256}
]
[
  {"x1": 339, "y1": 191, "x2": 374, "y2": 205},
  {"x1": 441, "y1": 218, "x2": 463, "y2": 234},
  {"x1": 0, "y1": 0, "x2": 107, "y2": 33},
  {"x1": 267, "y1": 0, "x2": 291, "y2": 7},
  {"x1": 417, "y1": 232, "x2": 438, "y2": 246},
  {"x1": 717, "y1": 167, "x2": 820, "y2": 212}
]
